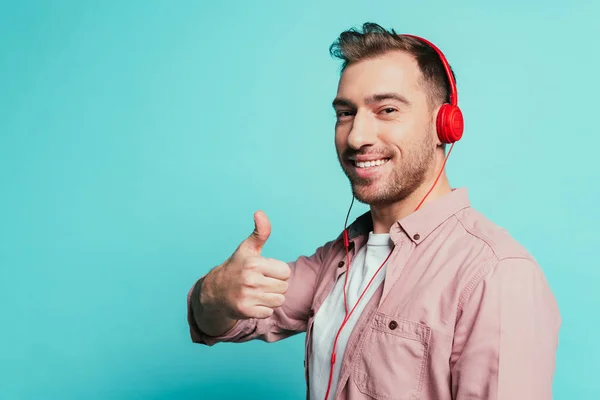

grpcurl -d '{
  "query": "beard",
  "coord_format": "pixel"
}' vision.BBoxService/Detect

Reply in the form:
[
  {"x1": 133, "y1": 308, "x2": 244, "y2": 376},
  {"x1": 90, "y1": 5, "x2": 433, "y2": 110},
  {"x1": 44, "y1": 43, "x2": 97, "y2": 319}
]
[{"x1": 338, "y1": 131, "x2": 436, "y2": 206}]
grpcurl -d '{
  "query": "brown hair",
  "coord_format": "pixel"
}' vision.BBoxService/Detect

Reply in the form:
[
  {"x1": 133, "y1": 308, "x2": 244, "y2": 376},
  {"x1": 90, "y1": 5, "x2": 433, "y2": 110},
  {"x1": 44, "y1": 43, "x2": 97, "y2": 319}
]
[{"x1": 329, "y1": 22, "x2": 456, "y2": 109}]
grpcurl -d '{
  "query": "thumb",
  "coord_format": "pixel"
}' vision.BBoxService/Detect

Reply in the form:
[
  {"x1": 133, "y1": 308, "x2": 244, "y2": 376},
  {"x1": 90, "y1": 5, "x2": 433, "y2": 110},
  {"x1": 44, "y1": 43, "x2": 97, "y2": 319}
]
[{"x1": 244, "y1": 210, "x2": 271, "y2": 255}]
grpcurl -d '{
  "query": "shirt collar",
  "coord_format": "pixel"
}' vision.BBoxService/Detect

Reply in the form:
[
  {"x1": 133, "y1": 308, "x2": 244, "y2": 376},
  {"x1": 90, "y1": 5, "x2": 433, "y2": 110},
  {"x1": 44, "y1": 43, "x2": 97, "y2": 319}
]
[{"x1": 344, "y1": 187, "x2": 471, "y2": 245}]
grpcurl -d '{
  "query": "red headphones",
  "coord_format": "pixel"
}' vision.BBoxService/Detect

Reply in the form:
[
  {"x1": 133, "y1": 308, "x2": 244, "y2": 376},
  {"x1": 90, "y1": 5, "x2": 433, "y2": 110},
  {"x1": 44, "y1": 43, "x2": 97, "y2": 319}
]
[
  {"x1": 403, "y1": 34, "x2": 464, "y2": 145},
  {"x1": 322, "y1": 34, "x2": 462, "y2": 400}
]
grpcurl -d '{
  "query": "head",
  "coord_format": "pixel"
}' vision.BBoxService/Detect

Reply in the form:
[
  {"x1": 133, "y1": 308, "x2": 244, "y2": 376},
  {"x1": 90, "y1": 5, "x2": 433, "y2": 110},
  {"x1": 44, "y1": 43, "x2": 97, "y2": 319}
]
[{"x1": 331, "y1": 23, "x2": 456, "y2": 206}]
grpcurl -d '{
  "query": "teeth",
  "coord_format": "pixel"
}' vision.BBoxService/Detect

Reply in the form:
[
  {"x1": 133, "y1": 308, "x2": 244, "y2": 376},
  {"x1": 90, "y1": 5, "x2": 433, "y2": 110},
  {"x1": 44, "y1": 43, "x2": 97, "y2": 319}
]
[{"x1": 354, "y1": 159, "x2": 388, "y2": 168}]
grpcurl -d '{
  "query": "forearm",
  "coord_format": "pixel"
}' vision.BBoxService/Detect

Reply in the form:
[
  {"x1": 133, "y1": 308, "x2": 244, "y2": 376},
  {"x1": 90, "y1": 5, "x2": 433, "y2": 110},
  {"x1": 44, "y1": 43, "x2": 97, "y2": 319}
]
[{"x1": 191, "y1": 275, "x2": 238, "y2": 337}]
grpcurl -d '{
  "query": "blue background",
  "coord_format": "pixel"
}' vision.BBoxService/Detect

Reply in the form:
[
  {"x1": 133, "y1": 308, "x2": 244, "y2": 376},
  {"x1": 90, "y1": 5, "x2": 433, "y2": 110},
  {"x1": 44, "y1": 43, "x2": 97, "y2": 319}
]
[{"x1": 1, "y1": 1, "x2": 598, "y2": 399}]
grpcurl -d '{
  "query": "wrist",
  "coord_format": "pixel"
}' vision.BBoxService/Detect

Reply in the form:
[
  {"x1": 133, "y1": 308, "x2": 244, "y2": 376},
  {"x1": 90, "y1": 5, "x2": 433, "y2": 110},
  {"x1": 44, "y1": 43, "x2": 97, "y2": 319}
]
[{"x1": 199, "y1": 267, "x2": 220, "y2": 312}]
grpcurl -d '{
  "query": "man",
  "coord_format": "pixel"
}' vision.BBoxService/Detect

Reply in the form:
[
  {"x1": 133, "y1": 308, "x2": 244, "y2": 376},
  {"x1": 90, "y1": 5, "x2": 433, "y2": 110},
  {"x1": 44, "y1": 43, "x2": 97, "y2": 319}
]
[{"x1": 187, "y1": 23, "x2": 561, "y2": 400}]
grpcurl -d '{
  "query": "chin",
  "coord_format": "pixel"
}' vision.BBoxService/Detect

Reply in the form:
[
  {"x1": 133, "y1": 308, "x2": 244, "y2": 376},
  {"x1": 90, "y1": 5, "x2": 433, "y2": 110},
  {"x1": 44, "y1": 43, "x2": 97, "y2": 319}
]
[
  {"x1": 350, "y1": 176, "x2": 423, "y2": 206},
  {"x1": 351, "y1": 183, "x2": 400, "y2": 206}
]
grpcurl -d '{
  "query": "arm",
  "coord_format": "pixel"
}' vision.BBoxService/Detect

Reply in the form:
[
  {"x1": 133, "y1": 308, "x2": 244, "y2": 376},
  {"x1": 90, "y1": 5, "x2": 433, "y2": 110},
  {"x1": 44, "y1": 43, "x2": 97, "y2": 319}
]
[
  {"x1": 187, "y1": 241, "x2": 332, "y2": 346},
  {"x1": 450, "y1": 257, "x2": 561, "y2": 399}
]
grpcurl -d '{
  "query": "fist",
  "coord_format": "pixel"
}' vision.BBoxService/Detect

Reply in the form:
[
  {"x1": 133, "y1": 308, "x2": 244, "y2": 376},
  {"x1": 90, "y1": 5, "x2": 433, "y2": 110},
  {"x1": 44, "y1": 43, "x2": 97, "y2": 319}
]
[{"x1": 202, "y1": 211, "x2": 291, "y2": 319}]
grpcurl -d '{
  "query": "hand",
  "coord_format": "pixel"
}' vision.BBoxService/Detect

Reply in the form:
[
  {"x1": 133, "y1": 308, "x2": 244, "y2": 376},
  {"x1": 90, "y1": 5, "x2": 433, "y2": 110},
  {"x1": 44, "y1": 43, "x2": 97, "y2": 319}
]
[{"x1": 201, "y1": 211, "x2": 291, "y2": 320}]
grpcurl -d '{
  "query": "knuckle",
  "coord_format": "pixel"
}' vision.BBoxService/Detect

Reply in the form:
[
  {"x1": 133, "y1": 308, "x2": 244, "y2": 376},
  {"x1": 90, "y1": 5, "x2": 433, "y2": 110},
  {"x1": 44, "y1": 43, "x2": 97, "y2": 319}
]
[
  {"x1": 239, "y1": 286, "x2": 253, "y2": 299},
  {"x1": 242, "y1": 256, "x2": 260, "y2": 270},
  {"x1": 240, "y1": 269, "x2": 260, "y2": 287},
  {"x1": 242, "y1": 273, "x2": 258, "y2": 288}
]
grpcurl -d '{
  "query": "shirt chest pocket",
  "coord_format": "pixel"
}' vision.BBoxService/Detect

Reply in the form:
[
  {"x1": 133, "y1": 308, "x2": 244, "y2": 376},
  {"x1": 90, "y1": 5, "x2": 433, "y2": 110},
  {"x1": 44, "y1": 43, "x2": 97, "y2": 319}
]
[{"x1": 354, "y1": 312, "x2": 431, "y2": 400}]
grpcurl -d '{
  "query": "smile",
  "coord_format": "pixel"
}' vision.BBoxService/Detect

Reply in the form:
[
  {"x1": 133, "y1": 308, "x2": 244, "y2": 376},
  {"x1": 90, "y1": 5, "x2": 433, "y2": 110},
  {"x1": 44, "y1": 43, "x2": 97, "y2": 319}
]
[{"x1": 353, "y1": 158, "x2": 390, "y2": 169}]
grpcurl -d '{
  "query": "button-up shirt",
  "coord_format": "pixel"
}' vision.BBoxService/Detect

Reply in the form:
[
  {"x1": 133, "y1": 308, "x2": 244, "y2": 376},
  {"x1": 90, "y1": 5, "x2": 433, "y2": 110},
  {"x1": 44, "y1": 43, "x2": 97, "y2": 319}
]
[{"x1": 187, "y1": 188, "x2": 561, "y2": 399}]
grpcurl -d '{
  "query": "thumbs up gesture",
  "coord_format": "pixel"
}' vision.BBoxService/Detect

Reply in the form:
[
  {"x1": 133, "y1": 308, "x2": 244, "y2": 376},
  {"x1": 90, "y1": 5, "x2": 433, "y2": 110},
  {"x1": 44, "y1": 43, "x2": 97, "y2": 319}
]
[{"x1": 201, "y1": 211, "x2": 292, "y2": 320}]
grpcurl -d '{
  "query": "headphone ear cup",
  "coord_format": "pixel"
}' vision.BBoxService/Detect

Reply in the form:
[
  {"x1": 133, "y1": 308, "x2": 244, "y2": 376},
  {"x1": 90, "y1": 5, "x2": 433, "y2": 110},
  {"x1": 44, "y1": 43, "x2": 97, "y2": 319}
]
[{"x1": 436, "y1": 104, "x2": 464, "y2": 144}]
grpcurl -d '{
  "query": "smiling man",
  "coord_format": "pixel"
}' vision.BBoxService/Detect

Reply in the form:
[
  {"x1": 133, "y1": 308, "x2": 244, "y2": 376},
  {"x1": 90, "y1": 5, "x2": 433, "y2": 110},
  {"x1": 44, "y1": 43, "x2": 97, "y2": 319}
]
[{"x1": 187, "y1": 23, "x2": 561, "y2": 400}]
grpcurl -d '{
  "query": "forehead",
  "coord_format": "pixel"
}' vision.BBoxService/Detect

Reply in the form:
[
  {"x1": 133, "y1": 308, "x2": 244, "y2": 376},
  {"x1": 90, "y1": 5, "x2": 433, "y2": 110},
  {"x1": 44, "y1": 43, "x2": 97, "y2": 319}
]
[{"x1": 336, "y1": 51, "x2": 424, "y2": 102}]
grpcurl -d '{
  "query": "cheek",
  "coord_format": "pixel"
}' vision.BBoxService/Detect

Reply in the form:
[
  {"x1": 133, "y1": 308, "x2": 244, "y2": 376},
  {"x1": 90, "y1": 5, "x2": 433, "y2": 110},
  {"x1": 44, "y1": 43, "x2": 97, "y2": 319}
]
[
  {"x1": 381, "y1": 118, "x2": 422, "y2": 150},
  {"x1": 334, "y1": 126, "x2": 347, "y2": 152},
  {"x1": 377, "y1": 125, "x2": 406, "y2": 153}
]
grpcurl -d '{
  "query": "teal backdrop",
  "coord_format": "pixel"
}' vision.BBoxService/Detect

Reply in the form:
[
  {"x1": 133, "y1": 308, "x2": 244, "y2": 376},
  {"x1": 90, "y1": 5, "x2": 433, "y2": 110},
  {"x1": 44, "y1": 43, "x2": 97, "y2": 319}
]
[{"x1": 1, "y1": 1, "x2": 598, "y2": 399}]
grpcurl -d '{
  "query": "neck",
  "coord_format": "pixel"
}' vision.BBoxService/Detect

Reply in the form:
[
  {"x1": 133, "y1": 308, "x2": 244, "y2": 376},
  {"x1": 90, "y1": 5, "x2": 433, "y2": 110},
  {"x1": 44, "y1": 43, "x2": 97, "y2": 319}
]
[{"x1": 370, "y1": 171, "x2": 452, "y2": 234}]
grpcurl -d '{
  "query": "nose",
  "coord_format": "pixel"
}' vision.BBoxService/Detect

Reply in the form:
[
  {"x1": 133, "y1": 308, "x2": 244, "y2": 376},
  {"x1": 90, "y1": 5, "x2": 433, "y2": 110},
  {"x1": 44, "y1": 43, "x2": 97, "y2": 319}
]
[{"x1": 346, "y1": 109, "x2": 376, "y2": 150}]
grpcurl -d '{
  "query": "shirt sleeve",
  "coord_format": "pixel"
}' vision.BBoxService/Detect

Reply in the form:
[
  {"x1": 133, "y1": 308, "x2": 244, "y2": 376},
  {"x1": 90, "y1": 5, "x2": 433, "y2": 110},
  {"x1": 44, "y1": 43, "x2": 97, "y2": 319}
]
[
  {"x1": 186, "y1": 241, "x2": 333, "y2": 346},
  {"x1": 450, "y1": 257, "x2": 562, "y2": 400}
]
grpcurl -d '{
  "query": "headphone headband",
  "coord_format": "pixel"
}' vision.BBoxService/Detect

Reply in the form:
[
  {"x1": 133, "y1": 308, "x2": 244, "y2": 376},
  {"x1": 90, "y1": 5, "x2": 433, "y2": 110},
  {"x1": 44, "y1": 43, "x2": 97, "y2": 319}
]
[
  {"x1": 400, "y1": 34, "x2": 463, "y2": 144},
  {"x1": 401, "y1": 34, "x2": 458, "y2": 106}
]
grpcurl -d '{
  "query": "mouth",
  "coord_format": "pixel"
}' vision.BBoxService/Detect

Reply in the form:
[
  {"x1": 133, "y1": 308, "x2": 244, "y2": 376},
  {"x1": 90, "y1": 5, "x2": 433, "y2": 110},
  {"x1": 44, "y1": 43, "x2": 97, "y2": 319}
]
[
  {"x1": 352, "y1": 158, "x2": 391, "y2": 169},
  {"x1": 346, "y1": 157, "x2": 391, "y2": 179}
]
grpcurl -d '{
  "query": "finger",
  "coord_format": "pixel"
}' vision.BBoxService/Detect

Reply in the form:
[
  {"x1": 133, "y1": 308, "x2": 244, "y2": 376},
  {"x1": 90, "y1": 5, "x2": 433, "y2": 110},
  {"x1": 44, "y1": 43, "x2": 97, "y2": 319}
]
[
  {"x1": 243, "y1": 211, "x2": 271, "y2": 255},
  {"x1": 256, "y1": 292, "x2": 285, "y2": 309},
  {"x1": 260, "y1": 276, "x2": 289, "y2": 295},
  {"x1": 247, "y1": 305, "x2": 274, "y2": 319},
  {"x1": 260, "y1": 259, "x2": 292, "y2": 281}
]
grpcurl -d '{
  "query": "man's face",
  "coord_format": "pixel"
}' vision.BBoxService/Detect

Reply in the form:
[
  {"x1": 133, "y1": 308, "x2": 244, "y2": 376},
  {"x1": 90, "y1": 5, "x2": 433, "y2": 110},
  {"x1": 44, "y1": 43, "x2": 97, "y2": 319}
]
[{"x1": 333, "y1": 51, "x2": 438, "y2": 206}]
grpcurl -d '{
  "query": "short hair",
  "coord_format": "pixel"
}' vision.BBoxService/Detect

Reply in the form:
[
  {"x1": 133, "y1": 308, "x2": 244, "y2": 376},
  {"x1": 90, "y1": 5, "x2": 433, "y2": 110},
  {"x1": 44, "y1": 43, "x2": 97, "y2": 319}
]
[{"x1": 329, "y1": 22, "x2": 456, "y2": 109}]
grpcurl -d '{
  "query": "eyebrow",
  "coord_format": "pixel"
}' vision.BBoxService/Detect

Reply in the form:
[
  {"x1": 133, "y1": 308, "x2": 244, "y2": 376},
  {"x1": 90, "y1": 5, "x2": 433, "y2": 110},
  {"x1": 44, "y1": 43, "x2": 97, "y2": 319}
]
[{"x1": 332, "y1": 92, "x2": 411, "y2": 108}]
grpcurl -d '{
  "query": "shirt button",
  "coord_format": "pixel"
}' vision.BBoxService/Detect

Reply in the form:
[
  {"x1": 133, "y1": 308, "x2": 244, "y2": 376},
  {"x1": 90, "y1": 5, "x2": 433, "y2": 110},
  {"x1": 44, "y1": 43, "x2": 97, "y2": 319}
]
[
  {"x1": 413, "y1": 233, "x2": 420, "y2": 240},
  {"x1": 389, "y1": 320, "x2": 398, "y2": 330},
  {"x1": 338, "y1": 261, "x2": 345, "y2": 268}
]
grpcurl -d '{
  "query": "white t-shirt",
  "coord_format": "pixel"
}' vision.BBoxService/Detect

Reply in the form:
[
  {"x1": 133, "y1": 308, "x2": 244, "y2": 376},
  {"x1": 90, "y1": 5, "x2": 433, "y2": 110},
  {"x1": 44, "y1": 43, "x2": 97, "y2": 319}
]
[{"x1": 309, "y1": 232, "x2": 393, "y2": 400}]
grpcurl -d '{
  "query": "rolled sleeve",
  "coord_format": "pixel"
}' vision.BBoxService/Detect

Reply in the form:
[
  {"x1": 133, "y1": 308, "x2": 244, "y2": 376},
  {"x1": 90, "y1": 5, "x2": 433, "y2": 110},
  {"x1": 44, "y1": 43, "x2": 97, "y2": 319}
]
[{"x1": 451, "y1": 257, "x2": 561, "y2": 400}]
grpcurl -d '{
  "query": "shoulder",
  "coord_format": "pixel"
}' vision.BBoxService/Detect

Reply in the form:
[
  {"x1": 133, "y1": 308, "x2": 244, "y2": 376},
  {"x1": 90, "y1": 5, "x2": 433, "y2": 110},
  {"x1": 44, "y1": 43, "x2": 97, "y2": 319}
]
[
  {"x1": 453, "y1": 206, "x2": 532, "y2": 262},
  {"x1": 437, "y1": 206, "x2": 538, "y2": 291},
  {"x1": 447, "y1": 206, "x2": 542, "y2": 295},
  {"x1": 452, "y1": 207, "x2": 559, "y2": 317}
]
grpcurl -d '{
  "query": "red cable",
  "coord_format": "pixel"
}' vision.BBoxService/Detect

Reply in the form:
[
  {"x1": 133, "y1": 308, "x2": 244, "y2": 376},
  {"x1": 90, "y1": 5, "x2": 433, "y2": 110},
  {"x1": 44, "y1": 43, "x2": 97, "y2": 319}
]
[
  {"x1": 323, "y1": 249, "x2": 394, "y2": 400},
  {"x1": 342, "y1": 231, "x2": 351, "y2": 315},
  {"x1": 322, "y1": 144, "x2": 455, "y2": 400},
  {"x1": 415, "y1": 143, "x2": 454, "y2": 211}
]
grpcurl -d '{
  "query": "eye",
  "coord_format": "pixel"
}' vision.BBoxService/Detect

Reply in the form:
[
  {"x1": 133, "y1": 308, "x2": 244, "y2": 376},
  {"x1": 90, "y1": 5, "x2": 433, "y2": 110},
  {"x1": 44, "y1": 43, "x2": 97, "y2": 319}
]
[
  {"x1": 381, "y1": 107, "x2": 398, "y2": 115},
  {"x1": 336, "y1": 110, "x2": 355, "y2": 120}
]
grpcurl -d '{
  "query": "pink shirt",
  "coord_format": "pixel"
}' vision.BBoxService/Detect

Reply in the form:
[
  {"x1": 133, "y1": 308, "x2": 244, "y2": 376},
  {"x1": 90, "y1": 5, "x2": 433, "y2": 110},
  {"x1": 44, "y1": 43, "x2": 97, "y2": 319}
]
[{"x1": 187, "y1": 188, "x2": 561, "y2": 399}]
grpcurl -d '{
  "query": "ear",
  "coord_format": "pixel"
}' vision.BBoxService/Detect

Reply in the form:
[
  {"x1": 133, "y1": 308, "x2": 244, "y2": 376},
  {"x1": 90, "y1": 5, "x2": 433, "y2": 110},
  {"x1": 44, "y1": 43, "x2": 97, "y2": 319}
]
[{"x1": 431, "y1": 106, "x2": 443, "y2": 147}]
